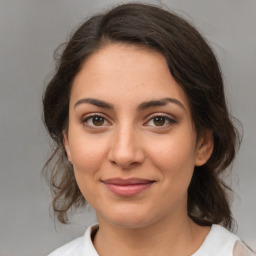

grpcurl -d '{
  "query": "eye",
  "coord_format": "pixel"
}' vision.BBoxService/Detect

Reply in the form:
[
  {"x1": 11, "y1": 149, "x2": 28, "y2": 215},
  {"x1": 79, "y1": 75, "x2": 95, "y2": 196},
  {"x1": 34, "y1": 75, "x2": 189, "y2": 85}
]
[
  {"x1": 145, "y1": 115, "x2": 176, "y2": 127},
  {"x1": 82, "y1": 115, "x2": 110, "y2": 127}
]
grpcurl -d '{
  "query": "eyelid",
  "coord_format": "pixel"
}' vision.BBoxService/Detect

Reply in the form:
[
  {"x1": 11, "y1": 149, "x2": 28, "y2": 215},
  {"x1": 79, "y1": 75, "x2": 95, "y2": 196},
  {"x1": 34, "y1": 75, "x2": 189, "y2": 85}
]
[{"x1": 81, "y1": 112, "x2": 111, "y2": 121}]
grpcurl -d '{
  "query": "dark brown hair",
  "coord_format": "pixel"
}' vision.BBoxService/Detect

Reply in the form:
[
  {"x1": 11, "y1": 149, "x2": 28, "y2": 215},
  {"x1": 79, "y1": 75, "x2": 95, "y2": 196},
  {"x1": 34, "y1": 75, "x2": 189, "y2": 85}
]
[{"x1": 43, "y1": 3, "x2": 240, "y2": 227}]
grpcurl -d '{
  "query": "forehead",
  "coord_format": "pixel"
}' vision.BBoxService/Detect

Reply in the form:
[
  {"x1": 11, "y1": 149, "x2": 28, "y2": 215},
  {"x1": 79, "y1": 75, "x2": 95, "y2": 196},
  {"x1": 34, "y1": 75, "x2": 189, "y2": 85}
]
[{"x1": 70, "y1": 43, "x2": 190, "y2": 114}]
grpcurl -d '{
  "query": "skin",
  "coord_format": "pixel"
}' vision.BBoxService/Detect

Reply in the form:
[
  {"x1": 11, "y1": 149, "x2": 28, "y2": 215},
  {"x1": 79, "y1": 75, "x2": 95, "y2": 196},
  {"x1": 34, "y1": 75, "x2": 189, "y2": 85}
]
[{"x1": 64, "y1": 43, "x2": 214, "y2": 256}]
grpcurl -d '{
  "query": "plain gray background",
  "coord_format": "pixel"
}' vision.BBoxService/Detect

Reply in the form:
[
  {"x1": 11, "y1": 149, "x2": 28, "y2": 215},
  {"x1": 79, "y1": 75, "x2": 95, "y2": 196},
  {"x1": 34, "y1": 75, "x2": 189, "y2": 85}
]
[{"x1": 0, "y1": 0, "x2": 255, "y2": 255}]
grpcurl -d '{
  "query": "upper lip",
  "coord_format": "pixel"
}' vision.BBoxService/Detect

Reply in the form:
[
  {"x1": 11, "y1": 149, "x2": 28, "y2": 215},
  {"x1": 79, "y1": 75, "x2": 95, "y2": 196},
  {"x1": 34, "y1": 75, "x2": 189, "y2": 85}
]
[{"x1": 101, "y1": 178, "x2": 155, "y2": 185}]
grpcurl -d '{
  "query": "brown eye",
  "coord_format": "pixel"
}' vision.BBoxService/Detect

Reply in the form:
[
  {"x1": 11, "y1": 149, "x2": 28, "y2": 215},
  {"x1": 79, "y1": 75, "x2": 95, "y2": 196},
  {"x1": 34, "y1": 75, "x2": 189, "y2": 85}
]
[
  {"x1": 153, "y1": 116, "x2": 166, "y2": 126},
  {"x1": 92, "y1": 116, "x2": 104, "y2": 126},
  {"x1": 145, "y1": 115, "x2": 176, "y2": 128},
  {"x1": 83, "y1": 115, "x2": 109, "y2": 127}
]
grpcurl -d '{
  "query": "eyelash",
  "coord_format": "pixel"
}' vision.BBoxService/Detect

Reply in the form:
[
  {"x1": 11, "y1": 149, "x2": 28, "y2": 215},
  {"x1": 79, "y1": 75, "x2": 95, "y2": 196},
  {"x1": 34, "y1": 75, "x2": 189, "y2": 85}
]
[
  {"x1": 81, "y1": 114, "x2": 176, "y2": 129},
  {"x1": 82, "y1": 114, "x2": 111, "y2": 128},
  {"x1": 144, "y1": 114, "x2": 176, "y2": 128}
]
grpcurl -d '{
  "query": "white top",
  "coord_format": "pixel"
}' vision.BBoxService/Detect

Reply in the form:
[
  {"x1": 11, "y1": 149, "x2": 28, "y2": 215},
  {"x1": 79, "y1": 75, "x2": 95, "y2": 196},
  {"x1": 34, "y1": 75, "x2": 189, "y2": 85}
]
[{"x1": 48, "y1": 224, "x2": 255, "y2": 256}]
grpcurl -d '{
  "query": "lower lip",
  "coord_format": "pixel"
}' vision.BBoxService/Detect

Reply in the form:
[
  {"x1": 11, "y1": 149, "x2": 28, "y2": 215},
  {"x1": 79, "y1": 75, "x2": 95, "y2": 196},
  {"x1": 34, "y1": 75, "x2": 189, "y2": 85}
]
[{"x1": 103, "y1": 183, "x2": 153, "y2": 196}]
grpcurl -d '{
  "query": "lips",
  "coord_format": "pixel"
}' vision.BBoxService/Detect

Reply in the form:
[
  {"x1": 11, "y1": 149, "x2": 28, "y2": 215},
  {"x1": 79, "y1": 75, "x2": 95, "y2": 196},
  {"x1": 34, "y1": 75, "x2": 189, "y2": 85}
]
[{"x1": 101, "y1": 178, "x2": 155, "y2": 196}]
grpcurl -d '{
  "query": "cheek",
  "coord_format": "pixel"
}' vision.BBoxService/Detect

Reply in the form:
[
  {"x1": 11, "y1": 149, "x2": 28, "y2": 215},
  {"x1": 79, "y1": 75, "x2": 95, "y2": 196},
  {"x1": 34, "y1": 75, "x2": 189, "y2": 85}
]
[
  {"x1": 150, "y1": 133, "x2": 196, "y2": 162},
  {"x1": 68, "y1": 134, "x2": 109, "y2": 202},
  {"x1": 68, "y1": 132, "x2": 109, "y2": 176},
  {"x1": 147, "y1": 130, "x2": 197, "y2": 183}
]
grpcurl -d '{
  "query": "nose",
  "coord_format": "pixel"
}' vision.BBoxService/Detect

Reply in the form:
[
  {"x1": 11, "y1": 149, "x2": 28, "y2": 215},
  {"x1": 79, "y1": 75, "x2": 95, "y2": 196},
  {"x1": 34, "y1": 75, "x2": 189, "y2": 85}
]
[{"x1": 108, "y1": 124, "x2": 145, "y2": 169}]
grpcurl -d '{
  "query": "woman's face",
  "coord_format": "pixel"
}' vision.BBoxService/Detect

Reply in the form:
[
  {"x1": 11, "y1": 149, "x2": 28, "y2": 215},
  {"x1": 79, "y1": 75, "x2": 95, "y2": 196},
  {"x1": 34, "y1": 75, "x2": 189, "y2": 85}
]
[{"x1": 64, "y1": 44, "x2": 212, "y2": 229}]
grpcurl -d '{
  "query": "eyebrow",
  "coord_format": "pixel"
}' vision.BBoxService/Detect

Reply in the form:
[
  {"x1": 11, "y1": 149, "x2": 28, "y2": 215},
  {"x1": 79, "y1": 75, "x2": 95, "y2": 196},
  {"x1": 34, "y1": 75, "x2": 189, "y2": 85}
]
[
  {"x1": 74, "y1": 97, "x2": 185, "y2": 111},
  {"x1": 74, "y1": 98, "x2": 114, "y2": 109},
  {"x1": 137, "y1": 97, "x2": 185, "y2": 111}
]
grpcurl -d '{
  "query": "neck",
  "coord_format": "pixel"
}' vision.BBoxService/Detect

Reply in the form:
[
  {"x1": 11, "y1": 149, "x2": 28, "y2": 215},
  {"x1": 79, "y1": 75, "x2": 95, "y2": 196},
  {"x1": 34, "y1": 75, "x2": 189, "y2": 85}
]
[{"x1": 93, "y1": 212, "x2": 210, "y2": 256}]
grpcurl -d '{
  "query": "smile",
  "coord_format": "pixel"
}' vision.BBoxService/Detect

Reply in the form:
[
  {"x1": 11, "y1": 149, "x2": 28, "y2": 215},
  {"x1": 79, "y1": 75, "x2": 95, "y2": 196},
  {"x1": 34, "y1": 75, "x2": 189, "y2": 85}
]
[{"x1": 101, "y1": 178, "x2": 155, "y2": 197}]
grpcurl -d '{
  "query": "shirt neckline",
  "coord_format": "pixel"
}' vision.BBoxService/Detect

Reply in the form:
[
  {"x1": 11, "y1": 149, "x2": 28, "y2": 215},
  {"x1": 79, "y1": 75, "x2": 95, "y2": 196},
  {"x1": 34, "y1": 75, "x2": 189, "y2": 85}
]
[{"x1": 84, "y1": 224, "x2": 239, "y2": 256}]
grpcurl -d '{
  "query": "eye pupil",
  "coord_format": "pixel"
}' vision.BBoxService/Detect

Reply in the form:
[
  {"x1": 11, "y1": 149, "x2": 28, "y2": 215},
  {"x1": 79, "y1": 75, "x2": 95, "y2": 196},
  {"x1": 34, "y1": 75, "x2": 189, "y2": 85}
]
[
  {"x1": 92, "y1": 116, "x2": 104, "y2": 126},
  {"x1": 153, "y1": 117, "x2": 165, "y2": 126}
]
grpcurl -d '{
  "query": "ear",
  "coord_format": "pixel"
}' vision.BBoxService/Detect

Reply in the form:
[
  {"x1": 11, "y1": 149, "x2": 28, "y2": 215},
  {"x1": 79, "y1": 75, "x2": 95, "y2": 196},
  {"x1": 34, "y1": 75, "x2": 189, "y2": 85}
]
[
  {"x1": 195, "y1": 129, "x2": 214, "y2": 166},
  {"x1": 63, "y1": 131, "x2": 73, "y2": 164}
]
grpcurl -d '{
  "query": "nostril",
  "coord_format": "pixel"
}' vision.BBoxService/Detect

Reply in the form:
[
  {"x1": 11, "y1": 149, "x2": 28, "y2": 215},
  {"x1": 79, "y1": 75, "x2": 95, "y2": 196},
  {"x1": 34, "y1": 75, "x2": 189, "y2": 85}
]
[{"x1": 109, "y1": 155, "x2": 143, "y2": 169}]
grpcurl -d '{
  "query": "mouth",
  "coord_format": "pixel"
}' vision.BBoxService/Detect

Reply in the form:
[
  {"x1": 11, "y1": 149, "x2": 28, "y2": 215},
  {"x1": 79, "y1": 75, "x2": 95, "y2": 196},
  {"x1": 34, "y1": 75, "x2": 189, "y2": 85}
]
[{"x1": 101, "y1": 178, "x2": 155, "y2": 197}]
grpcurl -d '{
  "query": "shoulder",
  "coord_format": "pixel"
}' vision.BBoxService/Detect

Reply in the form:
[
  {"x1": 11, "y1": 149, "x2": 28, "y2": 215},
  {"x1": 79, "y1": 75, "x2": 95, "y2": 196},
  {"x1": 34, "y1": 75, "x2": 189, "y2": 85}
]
[
  {"x1": 233, "y1": 240, "x2": 256, "y2": 256},
  {"x1": 47, "y1": 224, "x2": 99, "y2": 256},
  {"x1": 48, "y1": 237, "x2": 83, "y2": 256},
  {"x1": 193, "y1": 224, "x2": 240, "y2": 256},
  {"x1": 210, "y1": 224, "x2": 240, "y2": 241}
]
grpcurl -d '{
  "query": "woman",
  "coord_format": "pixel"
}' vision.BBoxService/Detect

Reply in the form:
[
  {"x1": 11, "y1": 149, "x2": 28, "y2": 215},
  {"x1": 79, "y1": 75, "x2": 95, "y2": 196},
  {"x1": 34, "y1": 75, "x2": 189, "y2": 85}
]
[{"x1": 43, "y1": 3, "x2": 254, "y2": 256}]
